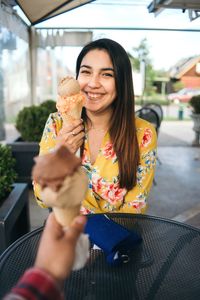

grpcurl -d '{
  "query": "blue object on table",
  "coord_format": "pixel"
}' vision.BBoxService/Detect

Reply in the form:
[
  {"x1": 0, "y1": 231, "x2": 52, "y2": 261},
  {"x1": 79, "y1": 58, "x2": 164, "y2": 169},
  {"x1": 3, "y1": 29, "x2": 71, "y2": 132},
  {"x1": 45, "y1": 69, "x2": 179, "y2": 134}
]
[{"x1": 85, "y1": 214, "x2": 142, "y2": 265}]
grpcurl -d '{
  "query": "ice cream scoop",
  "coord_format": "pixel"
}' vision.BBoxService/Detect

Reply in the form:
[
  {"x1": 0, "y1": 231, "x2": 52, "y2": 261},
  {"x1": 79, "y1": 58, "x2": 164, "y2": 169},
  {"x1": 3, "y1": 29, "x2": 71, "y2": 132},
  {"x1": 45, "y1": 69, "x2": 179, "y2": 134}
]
[{"x1": 56, "y1": 76, "x2": 85, "y2": 124}]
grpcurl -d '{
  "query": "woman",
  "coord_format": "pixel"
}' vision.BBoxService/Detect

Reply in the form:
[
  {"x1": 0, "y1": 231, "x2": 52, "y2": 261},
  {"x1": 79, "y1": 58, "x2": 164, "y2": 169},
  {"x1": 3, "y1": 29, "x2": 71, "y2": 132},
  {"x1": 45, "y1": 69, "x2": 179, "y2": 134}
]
[{"x1": 34, "y1": 38, "x2": 157, "y2": 214}]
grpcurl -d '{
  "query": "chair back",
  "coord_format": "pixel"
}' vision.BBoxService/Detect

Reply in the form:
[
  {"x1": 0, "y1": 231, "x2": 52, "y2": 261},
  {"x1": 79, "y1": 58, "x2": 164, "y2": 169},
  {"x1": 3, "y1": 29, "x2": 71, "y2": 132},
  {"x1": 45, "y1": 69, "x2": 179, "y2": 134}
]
[
  {"x1": 143, "y1": 103, "x2": 163, "y2": 127},
  {"x1": 135, "y1": 107, "x2": 160, "y2": 134}
]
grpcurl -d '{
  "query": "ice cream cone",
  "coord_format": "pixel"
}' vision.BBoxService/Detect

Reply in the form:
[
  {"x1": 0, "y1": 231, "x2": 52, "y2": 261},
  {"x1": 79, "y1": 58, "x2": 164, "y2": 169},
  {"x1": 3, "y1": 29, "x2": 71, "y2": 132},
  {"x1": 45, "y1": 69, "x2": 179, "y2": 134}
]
[
  {"x1": 32, "y1": 146, "x2": 88, "y2": 227},
  {"x1": 58, "y1": 94, "x2": 85, "y2": 124},
  {"x1": 56, "y1": 76, "x2": 85, "y2": 124},
  {"x1": 40, "y1": 167, "x2": 88, "y2": 226},
  {"x1": 32, "y1": 143, "x2": 89, "y2": 271}
]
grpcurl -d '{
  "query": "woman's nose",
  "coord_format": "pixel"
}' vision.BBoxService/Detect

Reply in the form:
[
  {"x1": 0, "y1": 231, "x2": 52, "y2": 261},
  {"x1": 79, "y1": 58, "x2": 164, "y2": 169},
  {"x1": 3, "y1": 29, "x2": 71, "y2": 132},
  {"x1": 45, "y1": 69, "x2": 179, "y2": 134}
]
[{"x1": 87, "y1": 75, "x2": 101, "y2": 88}]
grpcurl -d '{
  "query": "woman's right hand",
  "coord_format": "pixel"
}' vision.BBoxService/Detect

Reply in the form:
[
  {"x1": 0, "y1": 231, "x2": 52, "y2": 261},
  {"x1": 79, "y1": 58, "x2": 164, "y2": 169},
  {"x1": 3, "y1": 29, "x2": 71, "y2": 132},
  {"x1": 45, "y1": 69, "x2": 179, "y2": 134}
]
[{"x1": 56, "y1": 119, "x2": 85, "y2": 154}]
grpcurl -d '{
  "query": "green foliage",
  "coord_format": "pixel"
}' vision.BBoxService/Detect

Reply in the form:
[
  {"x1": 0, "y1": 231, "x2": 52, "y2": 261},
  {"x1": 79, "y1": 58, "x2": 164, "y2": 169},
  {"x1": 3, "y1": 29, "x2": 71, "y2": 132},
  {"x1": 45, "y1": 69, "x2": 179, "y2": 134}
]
[
  {"x1": 16, "y1": 100, "x2": 56, "y2": 142},
  {"x1": 172, "y1": 81, "x2": 184, "y2": 92},
  {"x1": 40, "y1": 99, "x2": 56, "y2": 112},
  {"x1": 135, "y1": 94, "x2": 169, "y2": 106},
  {"x1": 139, "y1": 99, "x2": 169, "y2": 106},
  {"x1": 0, "y1": 144, "x2": 17, "y2": 201},
  {"x1": 129, "y1": 38, "x2": 151, "y2": 70},
  {"x1": 128, "y1": 38, "x2": 157, "y2": 95},
  {"x1": 189, "y1": 95, "x2": 200, "y2": 114}
]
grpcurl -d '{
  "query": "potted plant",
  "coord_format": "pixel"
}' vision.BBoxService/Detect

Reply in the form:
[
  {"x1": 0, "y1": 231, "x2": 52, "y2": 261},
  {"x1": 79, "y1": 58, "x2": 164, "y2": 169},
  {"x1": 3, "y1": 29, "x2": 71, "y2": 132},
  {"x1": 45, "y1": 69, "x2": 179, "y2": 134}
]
[
  {"x1": 0, "y1": 144, "x2": 17, "y2": 201},
  {"x1": 189, "y1": 95, "x2": 200, "y2": 146},
  {"x1": 7, "y1": 100, "x2": 56, "y2": 185},
  {"x1": 0, "y1": 144, "x2": 30, "y2": 254}
]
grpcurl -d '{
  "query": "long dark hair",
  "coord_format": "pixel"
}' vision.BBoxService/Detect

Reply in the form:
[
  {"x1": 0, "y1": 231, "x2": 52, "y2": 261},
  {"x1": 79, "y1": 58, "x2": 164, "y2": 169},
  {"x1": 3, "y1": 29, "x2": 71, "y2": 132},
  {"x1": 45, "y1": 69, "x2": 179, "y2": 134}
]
[{"x1": 76, "y1": 38, "x2": 139, "y2": 190}]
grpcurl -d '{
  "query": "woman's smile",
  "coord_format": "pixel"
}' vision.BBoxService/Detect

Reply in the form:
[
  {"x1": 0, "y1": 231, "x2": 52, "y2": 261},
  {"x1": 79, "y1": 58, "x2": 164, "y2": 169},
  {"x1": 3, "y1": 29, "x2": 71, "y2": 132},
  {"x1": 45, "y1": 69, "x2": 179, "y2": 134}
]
[{"x1": 86, "y1": 92, "x2": 105, "y2": 101}]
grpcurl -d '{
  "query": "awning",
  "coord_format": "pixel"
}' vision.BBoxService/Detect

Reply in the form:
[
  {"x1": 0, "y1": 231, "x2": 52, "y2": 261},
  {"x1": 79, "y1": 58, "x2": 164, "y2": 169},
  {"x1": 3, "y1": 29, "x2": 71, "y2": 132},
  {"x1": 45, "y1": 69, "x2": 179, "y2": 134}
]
[{"x1": 8, "y1": 0, "x2": 96, "y2": 25}]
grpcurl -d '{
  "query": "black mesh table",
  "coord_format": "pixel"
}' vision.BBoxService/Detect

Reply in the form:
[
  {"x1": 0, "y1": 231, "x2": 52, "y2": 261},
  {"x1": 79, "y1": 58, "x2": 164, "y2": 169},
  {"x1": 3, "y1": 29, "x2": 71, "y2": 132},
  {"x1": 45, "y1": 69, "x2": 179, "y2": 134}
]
[{"x1": 0, "y1": 214, "x2": 200, "y2": 300}]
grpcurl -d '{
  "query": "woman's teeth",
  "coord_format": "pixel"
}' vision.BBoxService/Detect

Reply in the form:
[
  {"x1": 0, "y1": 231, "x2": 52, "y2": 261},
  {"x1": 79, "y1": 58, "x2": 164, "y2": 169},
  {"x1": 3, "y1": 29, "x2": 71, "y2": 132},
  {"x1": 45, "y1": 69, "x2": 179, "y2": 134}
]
[{"x1": 88, "y1": 93, "x2": 101, "y2": 99}]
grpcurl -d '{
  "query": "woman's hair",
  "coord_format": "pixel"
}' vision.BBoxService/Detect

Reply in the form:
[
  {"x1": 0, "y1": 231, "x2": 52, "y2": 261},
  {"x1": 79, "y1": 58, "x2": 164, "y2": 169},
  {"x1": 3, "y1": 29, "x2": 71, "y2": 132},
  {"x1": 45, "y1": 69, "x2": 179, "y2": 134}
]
[{"x1": 76, "y1": 38, "x2": 139, "y2": 190}]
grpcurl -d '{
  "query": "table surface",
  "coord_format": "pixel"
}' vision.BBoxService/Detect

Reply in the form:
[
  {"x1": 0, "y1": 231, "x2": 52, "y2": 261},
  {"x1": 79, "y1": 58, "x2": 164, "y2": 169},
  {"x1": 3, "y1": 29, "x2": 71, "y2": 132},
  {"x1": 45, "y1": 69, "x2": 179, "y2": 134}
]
[{"x1": 0, "y1": 214, "x2": 200, "y2": 300}]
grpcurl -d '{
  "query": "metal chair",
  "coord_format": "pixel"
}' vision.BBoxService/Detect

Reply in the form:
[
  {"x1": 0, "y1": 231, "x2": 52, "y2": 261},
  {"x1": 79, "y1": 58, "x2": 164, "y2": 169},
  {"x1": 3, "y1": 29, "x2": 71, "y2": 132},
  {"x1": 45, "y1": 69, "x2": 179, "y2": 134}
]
[{"x1": 143, "y1": 102, "x2": 163, "y2": 128}]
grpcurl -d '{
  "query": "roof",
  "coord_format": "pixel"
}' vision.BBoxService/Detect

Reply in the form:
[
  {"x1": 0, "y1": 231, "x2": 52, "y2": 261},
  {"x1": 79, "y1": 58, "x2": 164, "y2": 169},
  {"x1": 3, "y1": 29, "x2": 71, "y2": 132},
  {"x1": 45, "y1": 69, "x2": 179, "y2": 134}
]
[
  {"x1": 148, "y1": 0, "x2": 200, "y2": 21},
  {"x1": 148, "y1": 0, "x2": 200, "y2": 12},
  {"x1": 169, "y1": 55, "x2": 200, "y2": 79}
]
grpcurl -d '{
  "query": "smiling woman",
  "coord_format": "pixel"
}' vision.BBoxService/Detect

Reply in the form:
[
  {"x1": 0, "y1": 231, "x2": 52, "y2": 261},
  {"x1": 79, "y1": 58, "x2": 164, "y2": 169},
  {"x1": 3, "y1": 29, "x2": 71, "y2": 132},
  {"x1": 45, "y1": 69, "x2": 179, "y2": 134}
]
[{"x1": 33, "y1": 38, "x2": 157, "y2": 215}]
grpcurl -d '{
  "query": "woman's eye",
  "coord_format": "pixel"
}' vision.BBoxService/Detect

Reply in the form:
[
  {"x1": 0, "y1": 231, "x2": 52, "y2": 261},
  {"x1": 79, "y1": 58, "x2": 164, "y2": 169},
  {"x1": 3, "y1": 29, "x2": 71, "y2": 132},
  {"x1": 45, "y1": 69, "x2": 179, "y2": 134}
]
[
  {"x1": 80, "y1": 70, "x2": 90, "y2": 75},
  {"x1": 103, "y1": 73, "x2": 114, "y2": 77}
]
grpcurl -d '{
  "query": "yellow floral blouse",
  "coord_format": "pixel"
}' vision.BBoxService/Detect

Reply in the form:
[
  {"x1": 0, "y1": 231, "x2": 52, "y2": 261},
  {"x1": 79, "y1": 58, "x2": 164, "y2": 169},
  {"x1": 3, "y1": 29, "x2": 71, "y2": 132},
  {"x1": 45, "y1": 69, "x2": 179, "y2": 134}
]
[{"x1": 33, "y1": 112, "x2": 157, "y2": 214}]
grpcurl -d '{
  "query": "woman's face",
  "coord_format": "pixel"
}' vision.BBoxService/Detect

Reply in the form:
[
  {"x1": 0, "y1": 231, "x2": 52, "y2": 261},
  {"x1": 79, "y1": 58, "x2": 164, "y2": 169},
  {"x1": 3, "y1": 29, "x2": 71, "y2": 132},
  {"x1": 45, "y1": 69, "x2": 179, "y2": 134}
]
[{"x1": 77, "y1": 49, "x2": 117, "y2": 114}]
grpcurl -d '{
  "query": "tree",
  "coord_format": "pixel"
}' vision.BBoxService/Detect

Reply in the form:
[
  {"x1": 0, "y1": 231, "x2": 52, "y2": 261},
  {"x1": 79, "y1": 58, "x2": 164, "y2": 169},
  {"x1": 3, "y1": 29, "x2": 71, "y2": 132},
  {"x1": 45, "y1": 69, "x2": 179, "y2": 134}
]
[{"x1": 128, "y1": 38, "x2": 157, "y2": 96}]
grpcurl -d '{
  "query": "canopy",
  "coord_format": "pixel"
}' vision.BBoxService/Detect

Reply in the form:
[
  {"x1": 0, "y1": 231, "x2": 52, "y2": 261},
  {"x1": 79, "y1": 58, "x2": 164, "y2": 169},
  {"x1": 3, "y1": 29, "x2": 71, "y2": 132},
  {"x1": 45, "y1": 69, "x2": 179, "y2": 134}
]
[{"x1": 8, "y1": 0, "x2": 95, "y2": 25}]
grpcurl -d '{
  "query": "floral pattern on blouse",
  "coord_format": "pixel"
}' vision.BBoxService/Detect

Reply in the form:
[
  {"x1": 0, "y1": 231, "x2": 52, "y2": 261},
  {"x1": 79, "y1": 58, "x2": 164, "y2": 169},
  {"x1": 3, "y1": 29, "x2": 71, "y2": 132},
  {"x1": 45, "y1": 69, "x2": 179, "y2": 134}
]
[
  {"x1": 141, "y1": 128, "x2": 153, "y2": 148},
  {"x1": 101, "y1": 142, "x2": 117, "y2": 163},
  {"x1": 34, "y1": 112, "x2": 157, "y2": 214},
  {"x1": 39, "y1": 112, "x2": 62, "y2": 154}
]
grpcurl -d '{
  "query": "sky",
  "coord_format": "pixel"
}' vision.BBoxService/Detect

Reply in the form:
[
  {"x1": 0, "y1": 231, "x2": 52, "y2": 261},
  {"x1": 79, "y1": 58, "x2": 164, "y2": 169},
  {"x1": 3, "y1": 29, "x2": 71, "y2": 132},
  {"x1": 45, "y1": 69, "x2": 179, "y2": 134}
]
[{"x1": 17, "y1": 0, "x2": 200, "y2": 71}]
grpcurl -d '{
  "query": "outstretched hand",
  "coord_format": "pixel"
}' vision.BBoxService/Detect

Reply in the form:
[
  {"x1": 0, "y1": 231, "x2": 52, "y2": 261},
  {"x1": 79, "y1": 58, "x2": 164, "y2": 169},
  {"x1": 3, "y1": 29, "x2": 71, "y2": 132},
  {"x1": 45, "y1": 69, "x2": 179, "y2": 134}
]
[{"x1": 35, "y1": 213, "x2": 87, "y2": 284}]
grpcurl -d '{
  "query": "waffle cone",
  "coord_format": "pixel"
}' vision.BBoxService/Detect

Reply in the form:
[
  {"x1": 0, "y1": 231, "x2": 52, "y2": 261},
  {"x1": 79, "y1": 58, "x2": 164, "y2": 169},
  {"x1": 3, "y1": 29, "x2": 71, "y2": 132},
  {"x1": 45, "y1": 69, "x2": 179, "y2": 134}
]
[
  {"x1": 61, "y1": 101, "x2": 83, "y2": 124},
  {"x1": 56, "y1": 92, "x2": 85, "y2": 124},
  {"x1": 53, "y1": 206, "x2": 81, "y2": 227},
  {"x1": 40, "y1": 168, "x2": 88, "y2": 227}
]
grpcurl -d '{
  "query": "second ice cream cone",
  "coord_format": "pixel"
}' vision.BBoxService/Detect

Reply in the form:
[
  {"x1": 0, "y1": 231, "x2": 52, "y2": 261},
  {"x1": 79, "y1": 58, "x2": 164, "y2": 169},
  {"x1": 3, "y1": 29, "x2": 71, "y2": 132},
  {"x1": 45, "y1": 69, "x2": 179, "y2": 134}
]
[{"x1": 32, "y1": 146, "x2": 88, "y2": 227}]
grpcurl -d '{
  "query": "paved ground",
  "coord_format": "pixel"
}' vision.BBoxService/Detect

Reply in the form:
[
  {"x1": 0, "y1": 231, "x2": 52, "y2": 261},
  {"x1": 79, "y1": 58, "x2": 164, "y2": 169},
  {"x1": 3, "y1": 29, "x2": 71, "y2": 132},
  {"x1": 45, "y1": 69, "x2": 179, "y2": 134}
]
[
  {"x1": 29, "y1": 190, "x2": 49, "y2": 230},
  {"x1": 148, "y1": 146, "x2": 200, "y2": 228},
  {"x1": 158, "y1": 120, "x2": 195, "y2": 147},
  {"x1": 3, "y1": 119, "x2": 200, "y2": 230}
]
